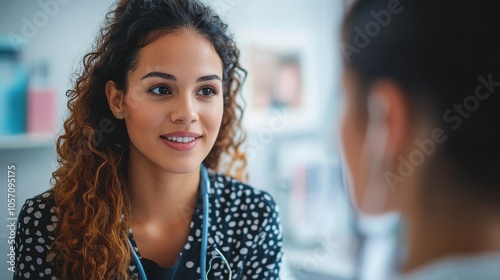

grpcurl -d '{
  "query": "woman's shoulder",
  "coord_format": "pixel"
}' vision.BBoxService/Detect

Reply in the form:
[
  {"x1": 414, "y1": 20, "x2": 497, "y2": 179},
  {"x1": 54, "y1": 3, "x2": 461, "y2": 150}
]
[
  {"x1": 207, "y1": 172, "x2": 283, "y2": 278},
  {"x1": 20, "y1": 190, "x2": 56, "y2": 214},
  {"x1": 398, "y1": 253, "x2": 500, "y2": 280},
  {"x1": 210, "y1": 171, "x2": 278, "y2": 208},
  {"x1": 25, "y1": 190, "x2": 54, "y2": 202},
  {"x1": 209, "y1": 171, "x2": 281, "y2": 229},
  {"x1": 17, "y1": 190, "x2": 57, "y2": 232},
  {"x1": 15, "y1": 190, "x2": 58, "y2": 279}
]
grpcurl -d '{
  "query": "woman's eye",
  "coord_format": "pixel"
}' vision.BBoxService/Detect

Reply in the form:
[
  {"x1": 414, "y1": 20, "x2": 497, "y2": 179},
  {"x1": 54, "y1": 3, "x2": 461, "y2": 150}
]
[
  {"x1": 149, "y1": 86, "x2": 171, "y2": 95},
  {"x1": 197, "y1": 87, "x2": 217, "y2": 97}
]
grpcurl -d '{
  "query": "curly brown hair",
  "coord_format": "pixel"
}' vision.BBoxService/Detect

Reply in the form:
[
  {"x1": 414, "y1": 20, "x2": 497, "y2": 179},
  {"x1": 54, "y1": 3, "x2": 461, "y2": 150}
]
[{"x1": 50, "y1": 0, "x2": 247, "y2": 278}]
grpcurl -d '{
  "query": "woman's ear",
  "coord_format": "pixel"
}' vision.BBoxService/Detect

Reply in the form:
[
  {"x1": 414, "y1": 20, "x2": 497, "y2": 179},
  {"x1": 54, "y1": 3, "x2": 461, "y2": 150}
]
[
  {"x1": 369, "y1": 81, "x2": 411, "y2": 167},
  {"x1": 105, "y1": 81, "x2": 125, "y2": 119},
  {"x1": 356, "y1": 81, "x2": 412, "y2": 213}
]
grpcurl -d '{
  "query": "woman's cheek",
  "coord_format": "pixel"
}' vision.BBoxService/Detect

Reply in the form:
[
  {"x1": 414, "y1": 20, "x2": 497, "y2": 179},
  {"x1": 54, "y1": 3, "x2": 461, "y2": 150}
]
[
  {"x1": 205, "y1": 100, "x2": 224, "y2": 136},
  {"x1": 341, "y1": 108, "x2": 367, "y2": 208}
]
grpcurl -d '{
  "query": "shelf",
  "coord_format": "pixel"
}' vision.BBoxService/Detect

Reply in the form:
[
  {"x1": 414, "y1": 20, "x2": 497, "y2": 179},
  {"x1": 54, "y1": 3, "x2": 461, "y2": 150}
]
[{"x1": 0, "y1": 134, "x2": 55, "y2": 150}]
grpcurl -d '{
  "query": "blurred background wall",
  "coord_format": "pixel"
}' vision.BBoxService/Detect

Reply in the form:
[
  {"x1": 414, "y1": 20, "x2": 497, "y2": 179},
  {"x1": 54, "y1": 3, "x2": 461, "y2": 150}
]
[{"x1": 0, "y1": 1, "x2": 393, "y2": 279}]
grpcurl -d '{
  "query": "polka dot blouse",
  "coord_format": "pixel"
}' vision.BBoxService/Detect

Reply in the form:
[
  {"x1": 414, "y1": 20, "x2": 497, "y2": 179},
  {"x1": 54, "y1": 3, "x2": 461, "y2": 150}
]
[{"x1": 14, "y1": 172, "x2": 284, "y2": 279}]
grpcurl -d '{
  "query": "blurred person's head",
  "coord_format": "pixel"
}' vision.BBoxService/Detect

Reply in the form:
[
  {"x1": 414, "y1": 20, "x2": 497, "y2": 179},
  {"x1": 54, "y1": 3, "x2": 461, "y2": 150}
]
[{"x1": 340, "y1": 0, "x2": 500, "y2": 216}]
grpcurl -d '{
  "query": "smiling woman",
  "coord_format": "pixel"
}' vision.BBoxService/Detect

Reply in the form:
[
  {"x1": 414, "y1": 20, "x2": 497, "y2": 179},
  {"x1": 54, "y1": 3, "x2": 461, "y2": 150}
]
[
  {"x1": 13, "y1": 0, "x2": 283, "y2": 279},
  {"x1": 106, "y1": 31, "x2": 226, "y2": 174}
]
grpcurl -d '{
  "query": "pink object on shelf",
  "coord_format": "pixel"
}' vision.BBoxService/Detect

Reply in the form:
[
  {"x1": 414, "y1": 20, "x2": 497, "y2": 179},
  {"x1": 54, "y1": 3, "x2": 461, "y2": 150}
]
[{"x1": 27, "y1": 88, "x2": 57, "y2": 134}]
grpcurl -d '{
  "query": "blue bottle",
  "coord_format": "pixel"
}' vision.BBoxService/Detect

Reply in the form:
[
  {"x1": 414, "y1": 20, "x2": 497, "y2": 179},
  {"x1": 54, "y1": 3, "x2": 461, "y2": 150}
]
[{"x1": 0, "y1": 35, "x2": 28, "y2": 136}]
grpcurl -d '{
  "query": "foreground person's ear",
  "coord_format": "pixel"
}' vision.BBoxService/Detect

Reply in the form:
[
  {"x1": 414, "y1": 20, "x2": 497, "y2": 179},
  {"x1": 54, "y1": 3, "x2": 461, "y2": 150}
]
[{"x1": 359, "y1": 82, "x2": 410, "y2": 213}]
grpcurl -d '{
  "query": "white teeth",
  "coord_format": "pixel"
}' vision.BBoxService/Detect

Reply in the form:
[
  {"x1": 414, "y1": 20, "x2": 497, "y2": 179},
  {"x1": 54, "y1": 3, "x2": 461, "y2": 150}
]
[{"x1": 166, "y1": 137, "x2": 196, "y2": 143}]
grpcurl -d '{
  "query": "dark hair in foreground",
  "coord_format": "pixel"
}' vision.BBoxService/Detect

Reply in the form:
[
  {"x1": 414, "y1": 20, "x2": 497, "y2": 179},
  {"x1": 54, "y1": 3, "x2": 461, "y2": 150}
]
[
  {"x1": 50, "y1": 0, "x2": 246, "y2": 278},
  {"x1": 342, "y1": 0, "x2": 500, "y2": 200}
]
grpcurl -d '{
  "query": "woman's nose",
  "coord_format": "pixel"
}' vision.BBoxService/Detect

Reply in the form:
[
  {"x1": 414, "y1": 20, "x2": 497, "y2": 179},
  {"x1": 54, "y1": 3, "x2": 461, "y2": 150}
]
[{"x1": 170, "y1": 94, "x2": 197, "y2": 125}]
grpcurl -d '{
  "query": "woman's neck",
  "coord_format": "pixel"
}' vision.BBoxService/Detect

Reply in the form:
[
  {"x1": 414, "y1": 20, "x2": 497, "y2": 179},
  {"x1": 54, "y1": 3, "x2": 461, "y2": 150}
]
[
  {"x1": 402, "y1": 194, "x2": 500, "y2": 273},
  {"x1": 127, "y1": 147, "x2": 200, "y2": 225}
]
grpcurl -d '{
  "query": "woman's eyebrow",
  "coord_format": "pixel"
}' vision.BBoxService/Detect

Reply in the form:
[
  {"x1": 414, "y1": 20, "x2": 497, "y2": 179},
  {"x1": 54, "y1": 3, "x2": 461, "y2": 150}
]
[
  {"x1": 197, "y1": 75, "x2": 222, "y2": 82},
  {"x1": 141, "y1": 71, "x2": 176, "y2": 81},
  {"x1": 140, "y1": 72, "x2": 222, "y2": 83}
]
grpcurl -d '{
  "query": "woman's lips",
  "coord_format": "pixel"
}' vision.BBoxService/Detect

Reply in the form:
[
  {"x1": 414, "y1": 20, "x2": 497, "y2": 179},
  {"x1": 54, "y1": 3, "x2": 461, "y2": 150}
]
[{"x1": 160, "y1": 131, "x2": 202, "y2": 151}]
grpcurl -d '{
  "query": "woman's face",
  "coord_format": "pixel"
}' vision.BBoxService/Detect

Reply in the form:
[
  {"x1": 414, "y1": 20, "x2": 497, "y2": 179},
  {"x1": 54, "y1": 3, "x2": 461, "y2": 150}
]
[
  {"x1": 340, "y1": 70, "x2": 374, "y2": 213},
  {"x1": 341, "y1": 70, "x2": 413, "y2": 214},
  {"x1": 121, "y1": 29, "x2": 224, "y2": 174}
]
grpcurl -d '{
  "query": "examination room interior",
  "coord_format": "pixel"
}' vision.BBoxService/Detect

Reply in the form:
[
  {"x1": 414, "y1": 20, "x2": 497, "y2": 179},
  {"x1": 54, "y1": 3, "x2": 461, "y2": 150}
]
[{"x1": 0, "y1": 0, "x2": 401, "y2": 279}]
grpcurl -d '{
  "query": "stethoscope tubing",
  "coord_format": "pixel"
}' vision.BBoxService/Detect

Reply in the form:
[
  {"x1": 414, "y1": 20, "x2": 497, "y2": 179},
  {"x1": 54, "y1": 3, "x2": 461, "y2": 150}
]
[
  {"x1": 200, "y1": 164, "x2": 210, "y2": 280},
  {"x1": 130, "y1": 164, "x2": 211, "y2": 280}
]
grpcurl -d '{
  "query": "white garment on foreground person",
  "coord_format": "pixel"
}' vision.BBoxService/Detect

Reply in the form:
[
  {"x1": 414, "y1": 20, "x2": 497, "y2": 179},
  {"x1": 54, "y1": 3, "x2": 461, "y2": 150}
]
[{"x1": 398, "y1": 254, "x2": 500, "y2": 280}]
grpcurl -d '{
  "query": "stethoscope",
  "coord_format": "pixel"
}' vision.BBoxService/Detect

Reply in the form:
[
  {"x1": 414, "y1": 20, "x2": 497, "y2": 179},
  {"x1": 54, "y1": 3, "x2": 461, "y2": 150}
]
[{"x1": 128, "y1": 164, "x2": 232, "y2": 280}]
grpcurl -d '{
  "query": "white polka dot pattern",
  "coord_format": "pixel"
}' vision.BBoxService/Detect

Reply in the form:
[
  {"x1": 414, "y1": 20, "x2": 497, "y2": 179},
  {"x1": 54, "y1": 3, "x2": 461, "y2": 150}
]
[
  {"x1": 14, "y1": 191, "x2": 58, "y2": 280},
  {"x1": 14, "y1": 172, "x2": 284, "y2": 279}
]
